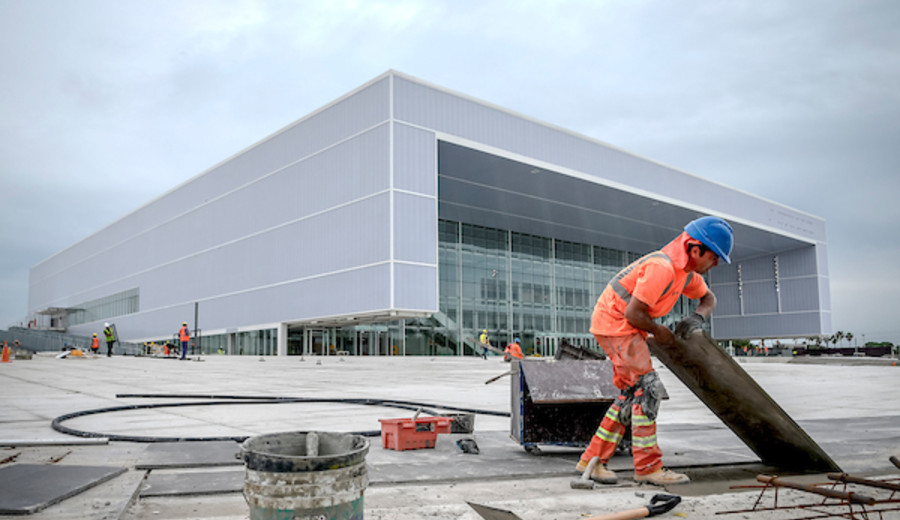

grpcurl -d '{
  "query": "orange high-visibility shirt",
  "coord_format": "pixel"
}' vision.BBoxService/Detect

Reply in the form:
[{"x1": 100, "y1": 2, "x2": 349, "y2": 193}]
[
  {"x1": 591, "y1": 232, "x2": 708, "y2": 337},
  {"x1": 91, "y1": 337, "x2": 99, "y2": 349},
  {"x1": 505, "y1": 343, "x2": 524, "y2": 359},
  {"x1": 180, "y1": 326, "x2": 190, "y2": 342}
]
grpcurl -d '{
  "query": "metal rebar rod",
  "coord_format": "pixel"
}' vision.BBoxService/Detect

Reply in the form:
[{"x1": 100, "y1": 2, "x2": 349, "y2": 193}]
[
  {"x1": 757, "y1": 475, "x2": 877, "y2": 505},
  {"x1": 828, "y1": 472, "x2": 900, "y2": 492}
]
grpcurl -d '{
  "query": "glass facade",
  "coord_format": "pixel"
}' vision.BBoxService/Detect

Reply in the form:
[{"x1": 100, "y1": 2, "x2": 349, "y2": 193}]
[
  {"x1": 428, "y1": 219, "x2": 699, "y2": 357},
  {"x1": 67, "y1": 288, "x2": 140, "y2": 326},
  {"x1": 147, "y1": 328, "x2": 278, "y2": 357}
]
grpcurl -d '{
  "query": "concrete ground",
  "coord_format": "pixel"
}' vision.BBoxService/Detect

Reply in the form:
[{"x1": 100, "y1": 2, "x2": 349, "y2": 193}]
[{"x1": 1, "y1": 353, "x2": 898, "y2": 520}]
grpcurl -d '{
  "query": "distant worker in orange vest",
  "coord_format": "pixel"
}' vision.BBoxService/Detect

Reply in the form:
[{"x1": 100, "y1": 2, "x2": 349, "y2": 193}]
[
  {"x1": 179, "y1": 322, "x2": 190, "y2": 360},
  {"x1": 576, "y1": 216, "x2": 733, "y2": 487},
  {"x1": 103, "y1": 323, "x2": 116, "y2": 357},
  {"x1": 504, "y1": 338, "x2": 524, "y2": 360},
  {"x1": 90, "y1": 333, "x2": 100, "y2": 355}
]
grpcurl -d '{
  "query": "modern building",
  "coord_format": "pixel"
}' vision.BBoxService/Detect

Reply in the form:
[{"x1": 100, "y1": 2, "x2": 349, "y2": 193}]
[{"x1": 27, "y1": 70, "x2": 830, "y2": 357}]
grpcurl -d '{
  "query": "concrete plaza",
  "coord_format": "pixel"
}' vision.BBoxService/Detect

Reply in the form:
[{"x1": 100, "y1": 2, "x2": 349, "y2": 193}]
[{"x1": 1, "y1": 353, "x2": 898, "y2": 519}]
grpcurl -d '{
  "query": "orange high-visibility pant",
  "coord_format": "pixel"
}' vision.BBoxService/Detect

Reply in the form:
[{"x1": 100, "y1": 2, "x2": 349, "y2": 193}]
[
  {"x1": 579, "y1": 333, "x2": 663, "y2": 476},
  {"x1": 580, "y1": 390, "x2": 663, "y2": 476}
]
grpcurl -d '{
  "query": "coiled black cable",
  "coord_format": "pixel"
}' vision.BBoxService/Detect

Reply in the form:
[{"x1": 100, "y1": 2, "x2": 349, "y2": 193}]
[{"x1": 51, "y1": 394, "x2": 509, "y2": 443}]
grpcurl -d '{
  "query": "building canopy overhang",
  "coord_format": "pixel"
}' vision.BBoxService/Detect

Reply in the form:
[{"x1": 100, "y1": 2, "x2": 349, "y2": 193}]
[
  {"x1": 437, "y1": 141, "x2": 813, "y2": 261},
  {"x1": 35, "y1": 307, "x2": 78, "y2": 316},
  {"x1": 286, "y1": 310, "x2": 433, "y2": 329}
]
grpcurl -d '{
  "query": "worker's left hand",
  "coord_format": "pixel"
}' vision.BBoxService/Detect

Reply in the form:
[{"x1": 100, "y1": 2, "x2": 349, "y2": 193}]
[{"x1": 674, "y1": 312, "x2": 705, "y2": 339}]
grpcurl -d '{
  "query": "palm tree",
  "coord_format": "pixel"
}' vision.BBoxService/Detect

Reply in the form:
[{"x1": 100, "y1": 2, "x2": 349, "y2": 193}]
[
  {"x1": 846, "y1": 332, "x2": 854, "y2": 348},
  {"x1": 834, "y1": 331, "x2": 845, "y2": 348}
]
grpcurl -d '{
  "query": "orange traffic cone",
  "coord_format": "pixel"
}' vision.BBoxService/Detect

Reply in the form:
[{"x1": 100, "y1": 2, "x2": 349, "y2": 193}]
[{"x1": 1, "y1": 341, "x2": 10, "y2": 363}]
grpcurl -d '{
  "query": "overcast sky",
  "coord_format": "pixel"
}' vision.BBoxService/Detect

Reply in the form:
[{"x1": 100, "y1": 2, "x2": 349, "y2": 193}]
[{"x1": 2, "y1": 1, "x2": 898, "y2": 343}]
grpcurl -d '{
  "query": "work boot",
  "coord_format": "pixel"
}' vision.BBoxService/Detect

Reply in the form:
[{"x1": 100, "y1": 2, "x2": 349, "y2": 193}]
[
  {"x1": 575, "y1": 459, "x2": 618, "y2": 484},
  {"x1": 634, "y1": 467, "x2": 690, "y2": 485}
]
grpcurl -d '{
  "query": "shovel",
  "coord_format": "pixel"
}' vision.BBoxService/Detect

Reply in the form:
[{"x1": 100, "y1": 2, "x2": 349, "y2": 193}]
[
  {"x1": 582, "y1": 494, "x2": 681, "y2": 520},
  {"x1": 467, "y1": 494, "x2": 681, "y2": 520}
]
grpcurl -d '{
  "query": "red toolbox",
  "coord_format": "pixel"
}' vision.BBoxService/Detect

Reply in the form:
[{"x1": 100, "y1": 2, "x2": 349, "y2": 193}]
[{"x1": 379, "y1": 417, "x2": 453, "y2": 451}]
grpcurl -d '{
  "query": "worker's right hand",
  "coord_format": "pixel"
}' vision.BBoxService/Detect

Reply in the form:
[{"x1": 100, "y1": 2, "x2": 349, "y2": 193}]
[
  {"x1": 650, "y1": 323, "x2": 675, "y2": 346},
  {"x1": 674, "y1": 312, "x2": 705, "y2": 339}
]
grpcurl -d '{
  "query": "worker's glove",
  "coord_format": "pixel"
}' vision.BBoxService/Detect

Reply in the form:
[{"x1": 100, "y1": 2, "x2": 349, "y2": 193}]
[
  {"x1": 674, "y1": 312, "x2": 705, "y2": 339},
  {"x1": 646, "y1": 494, "x2": 682, "y2": 516}
]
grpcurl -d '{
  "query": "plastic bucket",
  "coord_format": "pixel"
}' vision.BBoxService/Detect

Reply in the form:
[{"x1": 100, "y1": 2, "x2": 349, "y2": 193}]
[{"x1": 240, "y1": 431, "x2": 369, "y2": 520}]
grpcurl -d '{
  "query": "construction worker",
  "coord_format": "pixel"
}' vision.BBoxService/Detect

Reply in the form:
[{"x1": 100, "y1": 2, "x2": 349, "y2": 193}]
[
  {"x1": 90, "y1": 333, "x2": 100, "y2": 355},
  {"x1": 179, "y1": 322, "x2": 190, "y2": 360},
  {"x1": 103, "y1": 323, "x2": 116, "y2": 357},
  {"x1": 504, "y1": 338, "x2": 524, "y2": 360},
  {"x1": 479, "y1": 329, "x2": 490, "y2": 359},
  {"x1": 576, "y1": 216, "x2": 733, "y2": 486}
]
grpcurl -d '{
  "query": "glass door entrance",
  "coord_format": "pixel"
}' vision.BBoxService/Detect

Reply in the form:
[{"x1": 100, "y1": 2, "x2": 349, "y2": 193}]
[
  {"x1": 296, "y1": 328, "x2": 327, "y2": 355},
  {"x1": 358, "y1": 329, "x2": 391, "y2": 356},
  {"x1": 535, "y1": 336, "x2": 557, "y2": 358},
  {"x1": 285, "y1": 325, "x2": 400, "y2": 356}
]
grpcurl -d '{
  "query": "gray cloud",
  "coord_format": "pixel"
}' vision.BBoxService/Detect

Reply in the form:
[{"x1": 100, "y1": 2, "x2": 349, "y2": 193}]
[{"x1": 2, "y1": 0, "x2": 898, "y2": 341}]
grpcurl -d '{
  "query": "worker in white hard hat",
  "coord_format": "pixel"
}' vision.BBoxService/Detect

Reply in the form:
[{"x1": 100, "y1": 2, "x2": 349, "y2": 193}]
[{"x1": 103, "y1": 323, "x2": 116, "y2": 357}]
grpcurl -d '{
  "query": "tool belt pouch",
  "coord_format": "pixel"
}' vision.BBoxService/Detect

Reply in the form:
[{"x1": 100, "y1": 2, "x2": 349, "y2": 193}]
[{"x1": 637, "y1": 371, "x2": 663, "y2": 421}]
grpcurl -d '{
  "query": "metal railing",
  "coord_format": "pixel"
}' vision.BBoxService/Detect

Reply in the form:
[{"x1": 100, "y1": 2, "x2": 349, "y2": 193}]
[{"x1": 0, "y1": 327, "x2": 142, "y2": 356}]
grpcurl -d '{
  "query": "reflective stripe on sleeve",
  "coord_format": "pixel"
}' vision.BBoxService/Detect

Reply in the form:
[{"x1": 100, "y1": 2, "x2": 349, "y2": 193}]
[{"x1": 609, "y1": 253, "x2": 695, "y2": 303}]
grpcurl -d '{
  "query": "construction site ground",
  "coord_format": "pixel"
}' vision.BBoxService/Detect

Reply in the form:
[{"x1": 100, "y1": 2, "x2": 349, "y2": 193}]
[{"x1": 0, "y1": 353, "x2": 898, "y2": 519}]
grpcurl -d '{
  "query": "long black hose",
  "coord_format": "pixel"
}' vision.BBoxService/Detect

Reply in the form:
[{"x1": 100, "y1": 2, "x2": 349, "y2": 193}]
[{"x1": 51, "y1": 394, "x2": 510, "y2": 443}]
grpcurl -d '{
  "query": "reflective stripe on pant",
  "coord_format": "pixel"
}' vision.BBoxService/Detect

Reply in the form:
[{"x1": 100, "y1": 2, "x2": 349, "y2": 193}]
[{"x1": 580, "y1": 390, "x2": 663, "y2": 476}]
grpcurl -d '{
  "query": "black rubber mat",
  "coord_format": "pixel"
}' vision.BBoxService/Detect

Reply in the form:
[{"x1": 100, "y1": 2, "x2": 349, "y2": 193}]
[{"x1": 0, "y1": 464, "x2": 126, "y2": 514}]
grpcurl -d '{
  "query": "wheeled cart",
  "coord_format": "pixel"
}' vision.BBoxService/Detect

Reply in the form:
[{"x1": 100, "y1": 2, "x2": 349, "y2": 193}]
[{"x1": 509, "y1": 359, "x2": 618, "y2": 454}]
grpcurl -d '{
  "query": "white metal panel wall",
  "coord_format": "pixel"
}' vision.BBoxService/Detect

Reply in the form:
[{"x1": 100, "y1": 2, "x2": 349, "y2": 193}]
[
  {"x1": 394, "y1": 263, "x2": 437, "y2": 312},
  {"x1": 139, "y1": 194, "x2": 390, "y2": 307},
  {"x1": 393, "y1": 123, "x2": 437, "y2": 195},
  {"x1": 391, "y1": 121, "x2": 438, "y2": 312},
  {"x1": 710, "y1": 245, "x2": 826, "y2": 338},
  {"x1": 38, "y1": 77, "x2": 393, "y2": 339},
  {"x1": 816, "y1": 244, "x2": 832, "y2": 334},
  {"x1": 714, "y1": 313, "x2": 823, "y2": 340},
  {"x1": 31, "y1": 124, "x2": 392, "y2": 312},
  {"x1": 393, "y1": 192, "x2": 436, "y2": 266},
  {"x1": 392, "y1": 193, "x2": 437, "y2": 310},
  {"x1": 95, "y1": 264, "x2": 393, "y2": 340}
]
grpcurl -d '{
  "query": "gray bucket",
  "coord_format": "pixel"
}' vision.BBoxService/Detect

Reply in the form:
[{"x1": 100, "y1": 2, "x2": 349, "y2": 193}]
[{"x1": 240, "y1": 431, "x2": 369, "y2": 520}]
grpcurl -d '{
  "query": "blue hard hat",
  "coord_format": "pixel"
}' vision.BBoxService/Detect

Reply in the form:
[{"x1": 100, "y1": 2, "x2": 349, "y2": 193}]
[
  {"x1": 684, "y1": 216, "x2": 733, "y2": 264},
  {"x1": 515, "y1": 338, "x2": 520, "y2": 343}
]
